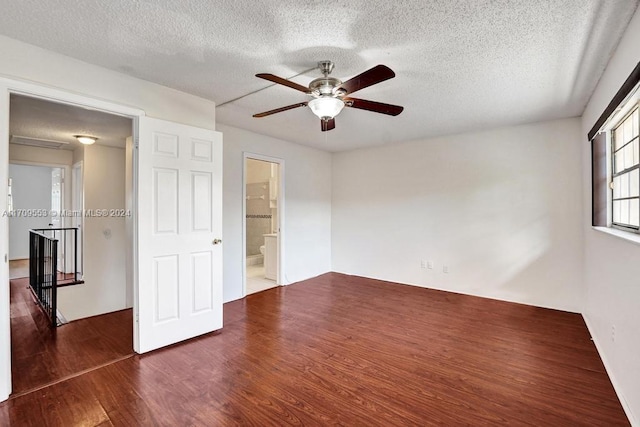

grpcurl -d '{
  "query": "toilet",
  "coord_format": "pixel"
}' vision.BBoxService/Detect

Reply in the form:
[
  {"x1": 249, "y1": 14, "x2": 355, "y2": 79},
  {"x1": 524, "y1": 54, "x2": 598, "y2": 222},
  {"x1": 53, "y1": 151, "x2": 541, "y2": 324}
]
[{"x1": 262, "y1": 233, "x2": 278, "y2": 280}]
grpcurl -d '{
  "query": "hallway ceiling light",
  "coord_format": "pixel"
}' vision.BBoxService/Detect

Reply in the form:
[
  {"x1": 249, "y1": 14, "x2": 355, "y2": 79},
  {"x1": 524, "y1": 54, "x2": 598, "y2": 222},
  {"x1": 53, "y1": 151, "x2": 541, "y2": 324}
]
[{"x1": 75, "y1": 135, "x2": 97, "y2": 145}]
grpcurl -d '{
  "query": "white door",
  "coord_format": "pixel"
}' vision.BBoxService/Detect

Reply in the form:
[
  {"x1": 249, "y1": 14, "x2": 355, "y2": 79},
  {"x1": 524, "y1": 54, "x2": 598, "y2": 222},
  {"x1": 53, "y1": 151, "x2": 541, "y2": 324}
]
[
  {"x1": 51, "y1": 168, "x2": 62, "y2": 228},
  {"x1": 71, "y1": 162, "x2": 83, "y2": 277},
  {"x1": 136, "y1": 117, "x2": 223, "y2": 353},
  {"x1": 50, "y1": 168, "x2": 64, "y2": 271}
]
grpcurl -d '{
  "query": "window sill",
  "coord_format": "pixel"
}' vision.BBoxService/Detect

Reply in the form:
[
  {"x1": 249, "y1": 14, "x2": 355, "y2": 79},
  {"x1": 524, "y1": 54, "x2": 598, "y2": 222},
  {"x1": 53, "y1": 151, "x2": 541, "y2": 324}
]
[{"x1": 593, "y1": 226, "x2": 640, "y2": 246}]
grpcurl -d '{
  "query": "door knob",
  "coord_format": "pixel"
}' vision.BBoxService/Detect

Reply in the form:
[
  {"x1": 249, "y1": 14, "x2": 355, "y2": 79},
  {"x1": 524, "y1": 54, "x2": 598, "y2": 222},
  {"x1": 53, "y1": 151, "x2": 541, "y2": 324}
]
[{"x1": 213, "y1": 239, "x2": 222, "y2": 245}]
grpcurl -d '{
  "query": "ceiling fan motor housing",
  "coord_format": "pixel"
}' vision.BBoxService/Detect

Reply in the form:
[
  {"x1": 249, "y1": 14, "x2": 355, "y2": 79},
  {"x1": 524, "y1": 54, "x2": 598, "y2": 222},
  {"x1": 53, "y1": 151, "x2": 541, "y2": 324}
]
[{"x1": 309, "y1": 77, "x2": 344, "y2": 97}]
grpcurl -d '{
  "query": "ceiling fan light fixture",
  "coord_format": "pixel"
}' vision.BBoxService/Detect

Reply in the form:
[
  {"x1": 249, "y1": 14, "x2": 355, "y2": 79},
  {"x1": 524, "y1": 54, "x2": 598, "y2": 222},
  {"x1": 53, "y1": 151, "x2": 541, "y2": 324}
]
[
  {"x1": 253, "y1": 62, "x2": 402, "y2": 131},
  {"x1": 75, "y1": 135, "x2": 97, "y2": 145},
  {"x1": 308, "y1": 97, "x2": 345, "y2": 120}
]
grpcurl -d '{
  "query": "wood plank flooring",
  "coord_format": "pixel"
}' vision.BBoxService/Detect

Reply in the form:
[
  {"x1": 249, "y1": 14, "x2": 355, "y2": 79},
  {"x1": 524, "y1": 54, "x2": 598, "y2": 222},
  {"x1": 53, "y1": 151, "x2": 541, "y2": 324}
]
[
  {"x1": 8, "y1": 259, "x2": 29, "y2": 280},
  {"x1": 9, "y1": 278, "x2": 133, "y2": 395},
  {"x1": 0, "y1": 273, "x2": 629, "y2": 426}
]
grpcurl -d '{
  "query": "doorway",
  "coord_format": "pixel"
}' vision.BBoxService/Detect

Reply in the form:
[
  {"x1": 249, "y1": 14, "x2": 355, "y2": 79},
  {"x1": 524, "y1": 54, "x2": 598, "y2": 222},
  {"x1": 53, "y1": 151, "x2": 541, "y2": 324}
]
[
  {"x1": 1, "y1": 77, "x2": 224, "y2": 402},
  {"x1": 244, "y1": 155, "x2": 283, "y2": 295},
  {"x1": 6, "y1": 93, "x2": 135, "y2": 395}
]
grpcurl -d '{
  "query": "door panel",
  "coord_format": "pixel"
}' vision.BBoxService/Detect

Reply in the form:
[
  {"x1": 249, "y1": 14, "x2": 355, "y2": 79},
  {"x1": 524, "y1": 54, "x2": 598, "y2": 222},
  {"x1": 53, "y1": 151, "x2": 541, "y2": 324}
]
[
  {"x1": 137, "y1": 117, "x2": 222, "y2": 353},
  {"x1": 153, "y1": 168, "x2": 179, "y2": 234},
  {"x1": 191, "y1": 251, "x2": 213, "y2": 313},
  {"x1": 192, "y1": 172, "x2": 212, "y2": 231}
]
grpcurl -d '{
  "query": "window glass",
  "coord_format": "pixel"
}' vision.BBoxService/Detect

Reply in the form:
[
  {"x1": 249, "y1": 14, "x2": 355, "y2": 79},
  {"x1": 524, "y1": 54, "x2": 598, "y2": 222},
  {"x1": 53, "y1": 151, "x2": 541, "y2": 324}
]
[
  {"x1": 621, "y1": 199, "x2": 630, "y2": 225},
  {"x1": 631, "y1": 169, "x2": 639, "y2": 198},
  {"x1": 624, "y1": 143, "x2": 635, "y2": 169},
  {"x1": 613, "y1": 200, "x2": 621, "y2": 223},
  {"x1": 614, "y1": 126, "x2": 625, "y2": 151},
  {"x1": 611, "y1": 106, "x2": 640, "y2": 230},
  {"x1": 620, "y1": 172, "x2": 630, "y2": 197},
  {"x1": 631, "y1": 199, "x2": 640, "y2": 227},
  {"x1": 624, "y1": 116, "x2": 633, "y2": 141},
  {"x1": 615, "y1": 150, "x2": 625, "y2": 173},
  {"x1": 613, "y1": 175, "x2": 622, "y2": 199}
]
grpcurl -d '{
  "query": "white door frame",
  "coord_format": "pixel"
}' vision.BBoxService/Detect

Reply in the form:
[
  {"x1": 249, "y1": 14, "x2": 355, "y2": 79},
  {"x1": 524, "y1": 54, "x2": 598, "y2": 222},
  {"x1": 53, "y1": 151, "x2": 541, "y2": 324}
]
[
  {"x1": 242, "y1": 152, "x2": 285, "y2": 297},
  {"x1": 0, "y1": 77, "x2": 144, "y2": 402}
]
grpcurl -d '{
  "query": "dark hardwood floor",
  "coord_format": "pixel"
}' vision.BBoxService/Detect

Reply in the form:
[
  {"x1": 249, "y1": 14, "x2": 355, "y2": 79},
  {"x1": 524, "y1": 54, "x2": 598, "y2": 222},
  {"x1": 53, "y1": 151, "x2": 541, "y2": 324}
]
[
  {"x1": 0, "y1": 273, "x2": 629, "y2": 426},
  {"x1": 9, "y1": 278, "x2": 133, "y2": 395}
]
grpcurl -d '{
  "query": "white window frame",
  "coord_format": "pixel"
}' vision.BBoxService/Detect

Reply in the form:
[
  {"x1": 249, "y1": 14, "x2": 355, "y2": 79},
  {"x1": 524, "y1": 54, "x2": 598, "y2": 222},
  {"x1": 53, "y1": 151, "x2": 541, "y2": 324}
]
[{"x1": 609, "y1": 103, "x2": 640, "y2": 233}]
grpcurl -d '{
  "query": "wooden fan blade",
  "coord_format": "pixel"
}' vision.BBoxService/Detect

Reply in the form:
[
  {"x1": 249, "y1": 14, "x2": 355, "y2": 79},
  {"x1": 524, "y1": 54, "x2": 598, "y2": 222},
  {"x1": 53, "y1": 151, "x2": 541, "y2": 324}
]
[
  {"x1": 344, "y1": 97, "x2": 404, "y2": 116},
  {"x1": 253, "y1": 102, "x2": 308, "y2": 118},
  {"x1": 339, "y1": 65, "x2": 395, "y2": 95},
  {"x1": 321, "y1": 118, "x2": 336, "y2": 132},
  {"x1": 256, "y1": 73, "x2": 309, "y2": 93}
]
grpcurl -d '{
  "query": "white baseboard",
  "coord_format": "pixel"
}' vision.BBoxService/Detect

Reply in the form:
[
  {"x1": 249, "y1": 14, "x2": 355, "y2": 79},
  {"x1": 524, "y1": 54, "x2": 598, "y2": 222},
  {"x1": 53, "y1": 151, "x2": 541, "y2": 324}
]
[
  {"x1": 583, "y1": 314, "x2": 638, "y2": 427},
  {"x1": 56, "y1": 309, "x2": 68, "y2": 326}
]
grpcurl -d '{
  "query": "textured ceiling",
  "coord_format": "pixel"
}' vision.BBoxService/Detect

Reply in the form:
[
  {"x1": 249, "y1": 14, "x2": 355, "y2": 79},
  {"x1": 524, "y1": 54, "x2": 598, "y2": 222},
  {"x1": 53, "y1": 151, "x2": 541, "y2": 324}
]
[
  {"x1": 0, "y1": 0, "x2": 637, "y2": 151},
  {"x1": 10, "y1": 95, "x2": 133, "y2": 150}
]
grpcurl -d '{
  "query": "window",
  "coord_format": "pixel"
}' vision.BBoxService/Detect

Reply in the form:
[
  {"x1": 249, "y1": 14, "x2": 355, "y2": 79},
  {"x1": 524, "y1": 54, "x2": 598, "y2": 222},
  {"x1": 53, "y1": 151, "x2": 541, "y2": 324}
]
[
  {"x1": 611, "y1": 107, "x2": 639, "y2": 230},
  {"x1": 590, "y1": 61, "x2": 640, "y2": 233}
]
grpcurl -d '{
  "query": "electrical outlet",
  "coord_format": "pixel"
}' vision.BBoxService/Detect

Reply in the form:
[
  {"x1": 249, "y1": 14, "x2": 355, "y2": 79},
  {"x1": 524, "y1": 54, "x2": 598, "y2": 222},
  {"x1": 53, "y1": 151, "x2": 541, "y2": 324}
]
[
  {"x1": 427, "y1": 261, "x2": 433, "y2": 270},
  {"x1": 611, "y1": 325, "x2": 616, "y2": 342},
  {"x1": 421, "y1": 260, "x2": 426, "y2": 269},
  {"x1": 443, "y1": 265, "x2": 449, "y2": 274}
]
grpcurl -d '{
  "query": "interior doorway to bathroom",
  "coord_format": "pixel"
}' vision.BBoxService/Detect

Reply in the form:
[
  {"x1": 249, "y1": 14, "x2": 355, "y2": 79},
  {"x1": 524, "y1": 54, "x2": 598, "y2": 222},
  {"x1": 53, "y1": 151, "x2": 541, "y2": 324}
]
[{"x1": 243, "y1": 155, "x2": 282, "y2": 295}]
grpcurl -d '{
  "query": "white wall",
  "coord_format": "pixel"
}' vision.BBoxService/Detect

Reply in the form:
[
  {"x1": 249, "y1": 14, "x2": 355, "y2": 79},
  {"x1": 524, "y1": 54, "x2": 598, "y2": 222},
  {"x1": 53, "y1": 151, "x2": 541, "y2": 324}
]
[
  {"x1": 73, "y1": 146, "x2": 84, "y2": 165},
  {"x1": 8, "y1": 164, "x2": 53, "y2": 259},
  {"x1": 580, "y1": 6, "x2": 640, "y2": 425},
  {"x1": 332, "y1": 118, "x2": 584, "y2": 312},
  {"x1": 246, "y1": 158, "x2": 271, "y2": 184},
  {"x1": 219, "y1": 124, "x2": 332, "y2": 303},
  {"x1": 58, "y1": 145, "x2": 128, "y2": 321}
]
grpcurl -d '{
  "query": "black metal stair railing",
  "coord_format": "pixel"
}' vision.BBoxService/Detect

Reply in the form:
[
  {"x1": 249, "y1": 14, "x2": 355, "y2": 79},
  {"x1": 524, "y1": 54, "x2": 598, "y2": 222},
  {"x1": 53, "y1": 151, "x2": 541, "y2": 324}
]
[
  {"x1": 29, "y1": 230, "x2": 58, "y2": 327},
  {"x1": 29, "y1": 228, "x2": 82, "y2": 327}
]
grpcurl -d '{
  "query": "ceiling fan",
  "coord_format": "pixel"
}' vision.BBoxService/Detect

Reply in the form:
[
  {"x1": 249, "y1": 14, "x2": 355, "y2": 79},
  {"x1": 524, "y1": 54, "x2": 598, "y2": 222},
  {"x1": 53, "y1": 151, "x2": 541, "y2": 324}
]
[{"x1": 253, "y1": 61, "x2": 404, "y2": 131}]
